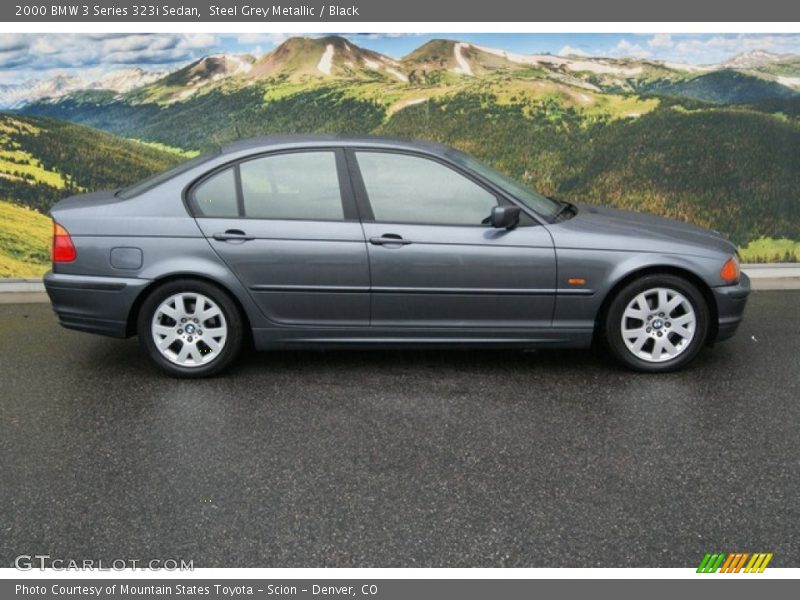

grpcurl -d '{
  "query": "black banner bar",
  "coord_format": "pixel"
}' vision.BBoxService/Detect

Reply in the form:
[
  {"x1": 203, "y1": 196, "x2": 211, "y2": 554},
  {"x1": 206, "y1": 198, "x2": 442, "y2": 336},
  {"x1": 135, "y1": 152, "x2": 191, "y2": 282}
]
[
  {"x1": 3, "y1": 0, "x2": 800, "y2": 22},
  {"x1": 3, "y1": 579, "x2": 799, "y2": 600}
]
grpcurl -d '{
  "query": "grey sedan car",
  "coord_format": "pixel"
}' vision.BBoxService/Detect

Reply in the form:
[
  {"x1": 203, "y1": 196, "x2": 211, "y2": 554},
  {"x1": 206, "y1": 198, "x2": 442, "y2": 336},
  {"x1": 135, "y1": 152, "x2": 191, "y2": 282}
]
[{"x1": 44, "y1": 135, "x2": 750, "y2": 377}]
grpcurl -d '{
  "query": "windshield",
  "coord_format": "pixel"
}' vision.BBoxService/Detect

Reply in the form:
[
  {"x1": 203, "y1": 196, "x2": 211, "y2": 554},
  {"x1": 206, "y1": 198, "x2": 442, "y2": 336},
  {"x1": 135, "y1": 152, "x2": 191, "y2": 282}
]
[
  {"x1": 448, "y1": 151, "x2": 562, "y2": 219},
  {"x1": 116, "y1": 149, "x2": 221, "y2": 199}
]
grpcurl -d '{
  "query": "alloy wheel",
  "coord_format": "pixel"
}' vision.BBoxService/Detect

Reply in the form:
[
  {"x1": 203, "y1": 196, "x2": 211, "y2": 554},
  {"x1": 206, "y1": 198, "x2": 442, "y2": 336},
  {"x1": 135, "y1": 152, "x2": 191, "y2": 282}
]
[
  {"x1": 150, "y1": 292, "x2": 228, "y2": 367},
  {"x1": 620, "y1": 287, "x2": 697, "y2": 363}
]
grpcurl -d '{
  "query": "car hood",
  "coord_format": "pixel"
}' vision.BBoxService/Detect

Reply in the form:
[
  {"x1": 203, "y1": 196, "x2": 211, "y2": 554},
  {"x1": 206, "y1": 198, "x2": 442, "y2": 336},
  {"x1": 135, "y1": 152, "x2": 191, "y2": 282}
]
[{"x1": 557, "y1": 203, "x2": 737, "y2": 256}]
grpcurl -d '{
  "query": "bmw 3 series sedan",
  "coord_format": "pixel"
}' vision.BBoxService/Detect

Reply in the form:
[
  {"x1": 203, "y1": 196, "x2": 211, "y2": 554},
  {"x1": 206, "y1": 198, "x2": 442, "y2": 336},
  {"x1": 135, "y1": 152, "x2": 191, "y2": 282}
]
[{"x1": 44, "y1": 136, "x2": 750, "y2": 377}]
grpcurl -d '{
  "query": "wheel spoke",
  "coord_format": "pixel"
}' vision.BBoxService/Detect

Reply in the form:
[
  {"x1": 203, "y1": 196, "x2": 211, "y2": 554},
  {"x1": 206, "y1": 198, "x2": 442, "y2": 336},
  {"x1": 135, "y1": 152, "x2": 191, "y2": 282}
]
[
  {"x1": 665, "y1": 294, "x2": 683, "y2": 314},
  {"x1": 176, "y1": 343, "x2": 192, "y2": 363},
  {"x1": 623, "y1": 307, "x2": 646, "y2": 320},
  {"x1": 661, "y1": 336, "x2": 678, "y2": 356},
  {"x1": 153, "y1": 324, "x2": 176, "y2": 338},
  {"x1": 187, "y1": 344, "x2": 203, "y2": 364},
  {"x1": 630, "y1": 334, "x2": 648, "y2": 353},
  {"x1": 174, "y1": 294, "x2": 186, "y2": 317},
  {"x1": 199, "y1": 306, "x2": 222, "y2": 323},
  {"x1": 671, "y1": 324, "x2": 694, "y2": 339},
  {"x1": 657, "y1": 289, "x2": 668, "y2": 312},
  {"x1": 157, "y1": 334, "x2": 178, "y2": 350},
  {"x1": 634, "y1": 292, "x2": 650, "y2": 312},
  {"x1": 203, "y1": 337, "x2": 222, "y2": 352},
  {"x1": 158, "y1": 304, "x2": 178, "y2": 319}
]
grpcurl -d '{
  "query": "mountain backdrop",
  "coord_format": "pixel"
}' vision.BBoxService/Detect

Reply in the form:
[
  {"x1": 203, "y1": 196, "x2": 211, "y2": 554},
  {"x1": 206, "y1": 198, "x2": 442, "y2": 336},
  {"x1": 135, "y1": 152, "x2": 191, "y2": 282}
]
[{"x1": 2, "y1": 36, "x2": 800, "y2": 276}]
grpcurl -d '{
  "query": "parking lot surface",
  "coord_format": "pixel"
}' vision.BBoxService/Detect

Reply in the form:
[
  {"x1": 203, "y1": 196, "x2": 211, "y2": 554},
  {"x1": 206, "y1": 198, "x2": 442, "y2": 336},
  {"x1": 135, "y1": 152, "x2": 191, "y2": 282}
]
[{"x1": 1, "y1": 291, "x2": 798, "y2": 567}]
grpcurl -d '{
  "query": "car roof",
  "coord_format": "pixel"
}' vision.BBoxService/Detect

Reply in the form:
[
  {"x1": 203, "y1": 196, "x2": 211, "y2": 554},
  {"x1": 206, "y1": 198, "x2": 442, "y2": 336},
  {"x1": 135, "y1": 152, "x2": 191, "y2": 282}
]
[{"x1": 219, "y1": 134, "x2": 453, "y2": 157}]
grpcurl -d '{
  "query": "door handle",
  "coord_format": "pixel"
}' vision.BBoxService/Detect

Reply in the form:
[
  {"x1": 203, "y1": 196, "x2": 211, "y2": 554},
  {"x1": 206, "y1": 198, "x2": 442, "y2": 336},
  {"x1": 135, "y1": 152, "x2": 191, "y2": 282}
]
[
  {"x1": 213, "y1": 229, "x2": 254, "y2": 242},
  {"x1": 369, "y1": 234, "x2": 412, "y2": 246}
]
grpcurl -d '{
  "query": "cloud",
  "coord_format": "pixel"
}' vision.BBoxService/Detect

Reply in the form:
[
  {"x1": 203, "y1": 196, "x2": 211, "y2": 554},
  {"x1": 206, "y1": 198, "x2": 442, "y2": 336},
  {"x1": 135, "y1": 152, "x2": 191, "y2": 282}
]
[
  {"x1": 609, "y1": 39, "x2": 652, "y2": 58},
  {"x1": 558, "y1": 45, "x2": 588, "y2": 57},
  {"x1": 236, "y1": 33, "x2": 288, "y2": 46},
  {"x1": 668, "y1": 34, "x2": 800, "y2": 63},
  {"x1": 0, "y1": 50, "x2": 29, "y2": 70},
  {"x1": 346, "y1": 33, "x2": 420, "y2": 40},
  {"x1": 0, "y1": 33, "x2": 221, "y2": 74},
  {"x1": 0, "y1": 34, "x2": 27, "y2": 53},
  {"x1": 648, "y1": 34, "x2": 674, "y2": 48}
]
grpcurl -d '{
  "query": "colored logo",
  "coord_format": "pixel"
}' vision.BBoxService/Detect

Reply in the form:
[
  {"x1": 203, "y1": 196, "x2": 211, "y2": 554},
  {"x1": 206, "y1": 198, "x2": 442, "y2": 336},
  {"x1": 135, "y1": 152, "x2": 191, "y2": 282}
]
[{"x1": 697, "y1": 552, "x2": 773, "y2": 573}]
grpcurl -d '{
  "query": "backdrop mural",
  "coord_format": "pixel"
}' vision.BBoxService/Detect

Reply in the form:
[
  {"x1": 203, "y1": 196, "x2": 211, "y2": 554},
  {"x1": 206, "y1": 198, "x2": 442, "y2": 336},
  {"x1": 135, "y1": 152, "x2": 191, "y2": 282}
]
[{"x1": 1, "y1": 32, "x2": 799, "y2": 277}]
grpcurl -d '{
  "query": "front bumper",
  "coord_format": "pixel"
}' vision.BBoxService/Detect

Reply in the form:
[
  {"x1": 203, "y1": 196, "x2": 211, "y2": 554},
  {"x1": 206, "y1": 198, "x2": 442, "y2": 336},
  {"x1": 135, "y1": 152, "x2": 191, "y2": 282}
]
[
  {"x1": 711, "y1": 272, "x2": 751, "y2": 342},
  {"x1": 43, "y1": 271, "x2": 151, "y2": 338}
]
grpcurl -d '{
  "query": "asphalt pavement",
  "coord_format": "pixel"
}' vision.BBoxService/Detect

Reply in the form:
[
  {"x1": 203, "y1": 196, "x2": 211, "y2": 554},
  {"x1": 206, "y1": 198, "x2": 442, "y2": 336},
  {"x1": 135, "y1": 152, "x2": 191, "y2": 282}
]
[{"x1": 0, "y1": 291, "x2": 798, "y2": 568}]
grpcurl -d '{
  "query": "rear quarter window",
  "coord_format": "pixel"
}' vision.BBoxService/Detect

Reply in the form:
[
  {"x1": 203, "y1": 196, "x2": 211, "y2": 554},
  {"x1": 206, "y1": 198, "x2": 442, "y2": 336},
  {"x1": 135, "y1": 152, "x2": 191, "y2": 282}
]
[{"x1": 191, "y1": 168, "x2": 239, "y2": 218}]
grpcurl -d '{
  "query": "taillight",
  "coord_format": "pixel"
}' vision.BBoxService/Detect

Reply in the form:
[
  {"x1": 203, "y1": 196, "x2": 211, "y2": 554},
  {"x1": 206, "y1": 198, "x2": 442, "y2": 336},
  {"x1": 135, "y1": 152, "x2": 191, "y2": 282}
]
[
  {"x1": 720, "y1": 255, "x2": 740, "y2": 284},
  {"x1": 52, "y1": 222, "x2": 77, "y2": 263}
]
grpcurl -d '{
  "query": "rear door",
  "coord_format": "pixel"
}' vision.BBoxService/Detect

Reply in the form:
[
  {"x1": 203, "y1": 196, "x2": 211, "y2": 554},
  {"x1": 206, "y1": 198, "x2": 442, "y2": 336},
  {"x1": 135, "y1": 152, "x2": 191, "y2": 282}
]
[
  {"x1": 348, "y1": 149, "x2": 557, "y2": 328},
  {"x1": 191, "y1": 148, "x2": 370, "y2": 326}
]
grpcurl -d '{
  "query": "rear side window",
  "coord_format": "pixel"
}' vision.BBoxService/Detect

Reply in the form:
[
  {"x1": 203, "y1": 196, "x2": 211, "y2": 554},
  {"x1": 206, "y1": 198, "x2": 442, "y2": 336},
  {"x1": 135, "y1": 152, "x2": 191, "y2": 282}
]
[
  {"x1": 240, "y1": 151, "x2": 343, "y2": 221},
  {"x1": 192, "y1": 168, "x2": 238, "y2": 217},
  {"x1": 190, "y1": 151, "x2": 345, "y2": 220}
]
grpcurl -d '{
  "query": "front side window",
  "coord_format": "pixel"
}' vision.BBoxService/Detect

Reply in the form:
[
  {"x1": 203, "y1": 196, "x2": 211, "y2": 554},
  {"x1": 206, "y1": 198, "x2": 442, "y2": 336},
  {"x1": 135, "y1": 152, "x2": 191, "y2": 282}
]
[
  {"x1": 447, "y1": 150, "x2": 561, "y2": 219},
  {"x1": 355, "y1": 152, "x2": 498, "y2": 226},
  {"x1": 240, "y1": 151, "x2": 344, "y2": 220}
]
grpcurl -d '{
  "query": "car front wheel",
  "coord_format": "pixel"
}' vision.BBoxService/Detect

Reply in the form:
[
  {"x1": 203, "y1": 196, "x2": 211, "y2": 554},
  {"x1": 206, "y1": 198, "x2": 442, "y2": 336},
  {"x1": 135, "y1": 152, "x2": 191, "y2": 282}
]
[
  {"x1": 138, "y1": 279, "x2": 243, "y2": 378},
  {"x1": 604, "y1": 274, "x2": 710, "y2": 372}
]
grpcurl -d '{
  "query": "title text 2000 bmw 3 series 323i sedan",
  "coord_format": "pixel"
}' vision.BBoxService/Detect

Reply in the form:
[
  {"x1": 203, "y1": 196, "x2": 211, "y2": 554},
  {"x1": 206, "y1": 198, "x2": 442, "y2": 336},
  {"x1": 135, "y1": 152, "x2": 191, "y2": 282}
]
[{"x1": 44, "y1": 136, "x2": 750, "y2": 378}]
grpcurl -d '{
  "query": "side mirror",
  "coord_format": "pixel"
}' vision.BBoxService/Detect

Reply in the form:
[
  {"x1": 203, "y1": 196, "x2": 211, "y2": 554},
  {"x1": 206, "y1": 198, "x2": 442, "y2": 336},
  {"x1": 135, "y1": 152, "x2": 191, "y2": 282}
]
[{"x1": 489, "y1": 205, "x2": 521, "y2": 230}]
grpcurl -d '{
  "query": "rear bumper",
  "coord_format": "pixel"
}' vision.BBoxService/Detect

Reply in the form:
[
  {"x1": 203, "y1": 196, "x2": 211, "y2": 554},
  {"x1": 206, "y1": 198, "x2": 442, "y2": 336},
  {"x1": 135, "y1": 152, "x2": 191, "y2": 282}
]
[
  {"x1": 43, "y1": 271, "x2": 151, "y2": 338},
  {"x1": 712, "y1": 272, "x2": 751, "y2": 342}
]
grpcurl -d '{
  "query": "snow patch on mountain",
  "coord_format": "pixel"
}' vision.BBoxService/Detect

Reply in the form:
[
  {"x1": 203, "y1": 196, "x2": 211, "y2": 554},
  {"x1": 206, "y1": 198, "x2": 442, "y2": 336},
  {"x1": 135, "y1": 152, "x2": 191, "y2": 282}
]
[
  {"x1": 90, "y1": 68, "x2": 163, "y2": 93},
  {"x1": 361, "y1": 56, "x2": 409, "y2": 82},
  {"x1": 452, "y1": 42, "x2": 473, "y2": 76},
  {"x1": 0, "y1": 68, "x2": 164, "y2": 108},
  {"x1": 476, "y1": 43, "x2": 643, "y2": 75},
  {"x1": 475, "y1": 44, "x2": 542, "y2": 65},
  {"x1": 317, "y1": 44, "x2": 335, "y2": 75},
  {"x1": 778, "y1": 76, "x2": 800, "y2": 88},
  {"x1": 363, "y1": 57, "x2": 381, "y2": 70},
  {"x1": 723, "y1": 49, "x2": 794, "y2": 69},
  {"x1": 660, "y1": 61, "x2": 712, "y2": 73},
  {"x1": 385, "y1": 67, "x2": 408, "y2": 82}
]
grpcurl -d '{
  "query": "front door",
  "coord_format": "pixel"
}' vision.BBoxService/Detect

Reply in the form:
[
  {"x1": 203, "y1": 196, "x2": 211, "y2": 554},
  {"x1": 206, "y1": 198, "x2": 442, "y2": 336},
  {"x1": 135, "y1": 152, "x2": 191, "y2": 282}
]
[
  {"x1": 349, "y1": 150, "x2": 557, "y2": 328},
  {"x1": 192, "y1": 149, "x2": 370, "y2": 327}
]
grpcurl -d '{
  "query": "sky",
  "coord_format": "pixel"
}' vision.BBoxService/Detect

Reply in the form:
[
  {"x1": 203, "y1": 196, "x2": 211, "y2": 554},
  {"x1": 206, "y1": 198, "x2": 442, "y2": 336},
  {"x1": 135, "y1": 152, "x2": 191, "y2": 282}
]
[{"x1": 1, "y1": 32, "x2": 800, "y2": 83}]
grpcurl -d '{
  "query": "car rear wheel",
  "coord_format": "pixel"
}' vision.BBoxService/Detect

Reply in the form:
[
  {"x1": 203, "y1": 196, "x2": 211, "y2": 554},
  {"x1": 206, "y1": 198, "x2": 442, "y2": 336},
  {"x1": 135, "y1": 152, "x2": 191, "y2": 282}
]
[
  {"x1": 138, "y1": 279, "x2": 243, "y2": 378},
  {"x1": 604, "y1": 274, "x2": 709, "y2": 372}
]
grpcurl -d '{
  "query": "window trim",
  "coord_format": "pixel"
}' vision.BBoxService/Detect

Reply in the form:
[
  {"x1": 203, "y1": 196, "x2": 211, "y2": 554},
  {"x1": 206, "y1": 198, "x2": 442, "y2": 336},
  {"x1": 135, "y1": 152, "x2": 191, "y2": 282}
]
[
  {"x1": 345, "y1": 147, "x2": 540, "y2": 228},
  {"x1": 185, "y1": 147, "x2": 359, "y2": 222}
]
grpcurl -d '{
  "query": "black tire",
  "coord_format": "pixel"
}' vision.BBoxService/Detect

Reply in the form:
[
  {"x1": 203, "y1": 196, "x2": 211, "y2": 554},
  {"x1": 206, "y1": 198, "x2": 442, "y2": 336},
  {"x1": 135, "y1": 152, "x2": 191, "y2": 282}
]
[
  {"x1": 137, "y1": 279, "x2": 244, "y2": 378},
  {"x1": 604, "y1": 274, "x2": 710, "y2": 373}
]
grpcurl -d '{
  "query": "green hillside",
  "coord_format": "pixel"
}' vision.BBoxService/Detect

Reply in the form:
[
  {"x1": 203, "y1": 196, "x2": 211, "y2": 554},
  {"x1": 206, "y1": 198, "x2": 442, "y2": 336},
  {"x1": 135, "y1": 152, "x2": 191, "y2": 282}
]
[
  {"x1": 0, "y1": 199, "x2": 51, "y2": 278},
  {"x1": 634, "y1": 70, "x2": 798, "y2": 104},
  {"x1": 0, "y1": 113, "x2": 184, "y2": 213},
  {"x1": 0, "y1": 113, "x2": 187, "y2": 278}
]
